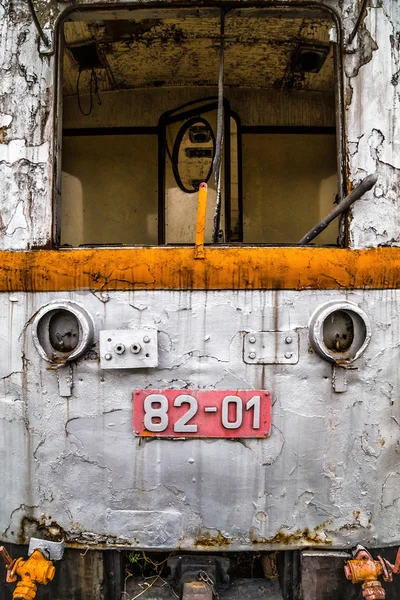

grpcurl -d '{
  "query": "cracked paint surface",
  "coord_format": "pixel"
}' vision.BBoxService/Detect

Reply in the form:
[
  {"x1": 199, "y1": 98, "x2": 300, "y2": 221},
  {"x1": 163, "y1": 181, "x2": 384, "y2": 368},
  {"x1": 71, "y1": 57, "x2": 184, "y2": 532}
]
[
  {"x1": 0, "y1": 0, "x2": 399, "y2": 249},
  {"x1": 1, "y1": 0, "x2": 400, "y2": 553},
  {"x1": 0, "y1": 289, "x2": 400, "y2": 550}
]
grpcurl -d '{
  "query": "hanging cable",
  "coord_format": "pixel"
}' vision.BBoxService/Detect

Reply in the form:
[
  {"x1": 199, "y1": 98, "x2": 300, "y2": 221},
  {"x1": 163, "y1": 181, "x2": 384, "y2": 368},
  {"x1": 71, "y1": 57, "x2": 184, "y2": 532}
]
[
  {"x1": 212, "y1": 9, "x2": 225, "y2": 243},
  {"x1": 77, "y1": 67, "x2": 102, "y2": 117},
  {"x1": 26, "y1": 0, "x2": 50, "y2": 48},
  {"x1": 348, "y1": 0, "x2": 369, "y2": 44}
]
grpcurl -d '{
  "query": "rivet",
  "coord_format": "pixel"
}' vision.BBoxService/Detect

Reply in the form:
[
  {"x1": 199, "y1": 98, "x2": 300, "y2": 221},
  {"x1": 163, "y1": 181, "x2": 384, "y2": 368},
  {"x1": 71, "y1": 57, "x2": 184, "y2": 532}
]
[
  {"x1": 249, "y1": 336, "x2": 256, "y2": 344},
  {"x1": 248, "y1": 351, "x2": 256, "y2": 359},
  {"x1": 143, "y1": 336, "x2": 150, "y2": 343},
  {"x1": 285, "y1": 352, "x2": 293, "y2": 359},
  {"x1": 105, "y1": 353, "x2": 112, "y2": 361},
  {"x1": 285, "y1": 336, "x2": 293, "y2": 344}
]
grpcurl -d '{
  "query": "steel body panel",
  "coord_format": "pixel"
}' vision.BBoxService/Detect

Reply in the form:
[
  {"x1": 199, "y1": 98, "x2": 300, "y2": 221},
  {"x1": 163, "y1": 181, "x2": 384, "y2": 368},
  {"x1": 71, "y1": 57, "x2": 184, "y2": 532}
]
[
  {"x1": 1, "y1": 0, "x2": 400, "y2": 560},
  {"x1": 0, "y1": 289, "x2": 399, "y2": 550}
]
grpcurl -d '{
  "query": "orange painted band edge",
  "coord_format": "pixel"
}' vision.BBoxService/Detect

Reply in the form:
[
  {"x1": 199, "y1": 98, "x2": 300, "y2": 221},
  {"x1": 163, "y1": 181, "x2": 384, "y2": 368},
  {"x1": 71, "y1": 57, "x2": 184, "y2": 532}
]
[{"x1": 0, "y1": 246, "x2": 399, "y2": 292}]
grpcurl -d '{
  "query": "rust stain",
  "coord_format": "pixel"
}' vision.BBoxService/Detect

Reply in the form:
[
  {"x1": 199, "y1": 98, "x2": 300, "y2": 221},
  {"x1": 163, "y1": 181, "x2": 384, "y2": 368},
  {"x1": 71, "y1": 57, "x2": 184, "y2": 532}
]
[
  {"x1": 0, "y1": 128, "x2": 7, "y2": 144},
  {"x1": 249, "y1": 521, "x2": 333, "y2": 546},
  {"x1": 194, "y1": 531, "x2": 231, "y2": 548},
  {"x1": 0, "y1": 247, "x2": 399, "y2": 291}
]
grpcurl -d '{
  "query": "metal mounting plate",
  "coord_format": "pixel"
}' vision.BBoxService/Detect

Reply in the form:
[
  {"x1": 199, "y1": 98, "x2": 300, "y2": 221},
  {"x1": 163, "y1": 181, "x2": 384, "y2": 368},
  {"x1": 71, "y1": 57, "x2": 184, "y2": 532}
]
[
  {"x1": 243, "y1": 331, "x2": 299, "y2": 364},
  {"x1": 100, "y1": 329, "x2": 158, "y2": 369},
  {"x1": 28, "y1": 538, "x2": 65, "y2": 561}
]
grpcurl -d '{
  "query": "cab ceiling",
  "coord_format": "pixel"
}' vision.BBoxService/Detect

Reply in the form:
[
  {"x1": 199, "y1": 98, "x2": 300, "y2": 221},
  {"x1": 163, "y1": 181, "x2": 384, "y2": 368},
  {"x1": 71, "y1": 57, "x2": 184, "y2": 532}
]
[{"x1": 63, "y1": 8, "x2": 334, "y2": 96}]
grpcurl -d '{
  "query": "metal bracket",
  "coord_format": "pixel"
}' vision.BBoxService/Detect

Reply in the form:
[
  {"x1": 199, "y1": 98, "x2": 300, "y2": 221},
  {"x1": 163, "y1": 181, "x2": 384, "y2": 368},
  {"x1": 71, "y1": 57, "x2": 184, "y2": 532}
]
[
  {"x1": 28, "y1": 538, "x2": 65, "y2": 561},
  {"x1": 39, "y1": 28, "x2": 55, "y2": 56},
  {"x1": 100, "y1": 329, "x2": 158, "y2": 369},
  {"x1": 57, "y1": 363, "x2": 73, "y2": 397},
  {"x1": 243, "y1": 331, "x2": 299, "y2": 365},
  {"x1": 332, "y1": 364, "x2": 348, "y2": 393}
]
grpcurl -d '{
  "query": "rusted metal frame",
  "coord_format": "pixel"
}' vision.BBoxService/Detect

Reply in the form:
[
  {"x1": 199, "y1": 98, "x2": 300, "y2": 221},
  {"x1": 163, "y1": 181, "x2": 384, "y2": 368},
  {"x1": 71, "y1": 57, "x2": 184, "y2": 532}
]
[
  {"x1": 158, "y1": 118, "x2": 166, "y2": 244},
  {"x1": 236, "y1": 112, "x2": 244, "y2": 243},
  {"x1": 52, "y1": 16, "x2": 65, "y2": 249},
  {"x1": 331, "y1": 13, "x2": 347, "y2": 246},
  {"x1": 26, "y1": 0, "x2": 51, "y2": 48},
  {"x1": 223, "y1": 102, "x2": 231, "y2": 241},
  {"x1": 240, "y1": 126, "x2": 336, "y2": 134},
  {"x1": 212, "y1": 8, "x2": 226, "y2": 243},
  {"x1": 63, "y1": 127, "x2": 159, "y2": 136},
  {"x1": 53, "y1": 1, "x2": 345, "y2": 249}
]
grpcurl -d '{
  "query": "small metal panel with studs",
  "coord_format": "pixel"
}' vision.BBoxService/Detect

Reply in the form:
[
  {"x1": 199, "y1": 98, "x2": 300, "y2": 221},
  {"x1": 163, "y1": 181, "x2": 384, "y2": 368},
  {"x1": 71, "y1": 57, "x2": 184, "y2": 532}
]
[
  {"x1": 99, "y1": 329, "x2": 158, "y2": 369},
  {"x1": 243, "y1": 331, "x2": 299, "y2": 364}
]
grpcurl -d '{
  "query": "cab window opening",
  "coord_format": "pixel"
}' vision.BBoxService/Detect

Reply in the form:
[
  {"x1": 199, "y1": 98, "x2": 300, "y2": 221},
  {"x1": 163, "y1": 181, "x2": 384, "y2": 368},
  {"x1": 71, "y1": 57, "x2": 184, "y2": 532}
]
[{"x1": 59, "y1": 6, "x2": 342, "y2": 247}]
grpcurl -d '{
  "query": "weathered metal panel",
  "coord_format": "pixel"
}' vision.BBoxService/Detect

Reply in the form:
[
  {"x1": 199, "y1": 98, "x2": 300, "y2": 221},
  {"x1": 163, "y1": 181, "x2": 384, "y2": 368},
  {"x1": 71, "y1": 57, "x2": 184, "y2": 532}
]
[
  {"x1": 1, "y1": 0, "x2": 400, "y2": 559},
  {"x1": 0, "y1": 289, "x2": 399, "y2": 550},
  {"x1": 0, "y1": 0, "x2": 399, "y2": 251}
]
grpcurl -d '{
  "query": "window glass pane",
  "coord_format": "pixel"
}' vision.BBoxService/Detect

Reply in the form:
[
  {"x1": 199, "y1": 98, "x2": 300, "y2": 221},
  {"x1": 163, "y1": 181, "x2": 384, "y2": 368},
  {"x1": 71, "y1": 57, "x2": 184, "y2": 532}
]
[
  {"x1": 61, "y1": 135, "x2": 158, "y2": 245},
  {"x1": 60, "y1": 6, "x2": 339, "y2": 246},
  {"x1": 242, "y1": 133, "x2": 337, "y2": 244}
]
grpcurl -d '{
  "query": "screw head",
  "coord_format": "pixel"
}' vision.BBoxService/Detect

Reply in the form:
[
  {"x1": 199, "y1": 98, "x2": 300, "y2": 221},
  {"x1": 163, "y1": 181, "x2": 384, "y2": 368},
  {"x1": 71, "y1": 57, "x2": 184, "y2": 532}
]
[
  {"x1": 143, "y1": 336, "x2": 151, "y2": 343},
  {"x1": 285, "y1": 336, "x2": 293, "y2": 344},
  {"x1": 105, "y1": 353, "x2": 112, "y2": 361},
  {"x1": 248, "y1": 351, "x2": 257, "y2": 359},
  {"x1": 249, "y1": 335, "x2": 256, "y2": 344},
  {"x1": 284, "y1": 352, "x2": 293, "y2": 359}
]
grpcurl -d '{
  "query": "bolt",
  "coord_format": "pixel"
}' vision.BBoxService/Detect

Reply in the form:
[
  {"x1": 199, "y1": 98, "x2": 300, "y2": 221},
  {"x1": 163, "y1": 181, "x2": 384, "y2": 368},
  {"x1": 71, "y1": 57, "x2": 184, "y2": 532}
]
[
  {"x1": 248, "y1": 351, "x2": 256, "y2": 359},
  {"x1": 285, "y1": 352, "x2": 293, "y2": 359},
  {"x1": 143, "y1": 336, "x2": 150, "y2": 343},
  {"x1": 285, "y1": 336, "x2": 293, "y2": 344},
  {"x1": 131, "y1": 343, "x2": 142, "y2": 354},
  {"x1": 105, "y1": 353, "x2": 112, "y2": 361},
  {"x1": 249, "y1": 336, "x2": 256, "y2": 344},
  {"x1": 114, "y1": 343, "x2": 126, "y2": 355}
]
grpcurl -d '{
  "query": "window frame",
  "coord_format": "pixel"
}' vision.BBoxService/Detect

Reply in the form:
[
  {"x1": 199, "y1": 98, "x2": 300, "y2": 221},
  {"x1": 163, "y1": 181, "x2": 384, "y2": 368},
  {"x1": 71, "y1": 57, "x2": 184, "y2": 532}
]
[{"x1": 54, "y1": 1, "x2": 346, "y2": 249}]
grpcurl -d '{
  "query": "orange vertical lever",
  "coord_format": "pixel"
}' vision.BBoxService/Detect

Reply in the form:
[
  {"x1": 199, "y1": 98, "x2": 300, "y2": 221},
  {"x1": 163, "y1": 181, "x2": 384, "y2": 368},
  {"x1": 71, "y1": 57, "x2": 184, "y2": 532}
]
[{"x1": 194, "y1": 182, "x2": 207, "y2": 259}]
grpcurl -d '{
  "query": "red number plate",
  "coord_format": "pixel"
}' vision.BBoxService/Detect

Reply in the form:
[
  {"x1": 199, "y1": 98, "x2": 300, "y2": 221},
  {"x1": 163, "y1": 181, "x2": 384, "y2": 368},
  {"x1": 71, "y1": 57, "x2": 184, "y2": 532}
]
[{"x1": 133, "y1": 389, "x2": 271, "y2": 438}]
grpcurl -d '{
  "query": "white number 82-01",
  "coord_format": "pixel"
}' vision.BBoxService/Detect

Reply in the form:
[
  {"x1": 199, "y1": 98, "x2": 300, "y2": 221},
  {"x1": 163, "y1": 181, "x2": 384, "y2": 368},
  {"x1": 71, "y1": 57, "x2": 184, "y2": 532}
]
[{"x1": 143, "y1": 393, "x2": 261, "y2": 433}]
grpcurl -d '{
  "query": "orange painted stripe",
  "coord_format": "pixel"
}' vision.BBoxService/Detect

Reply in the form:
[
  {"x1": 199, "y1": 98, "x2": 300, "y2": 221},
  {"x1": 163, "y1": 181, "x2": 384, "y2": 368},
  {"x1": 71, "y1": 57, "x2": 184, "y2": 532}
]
[{"x1": 0, "y1": 247, "x2": 399, "y2": 291}]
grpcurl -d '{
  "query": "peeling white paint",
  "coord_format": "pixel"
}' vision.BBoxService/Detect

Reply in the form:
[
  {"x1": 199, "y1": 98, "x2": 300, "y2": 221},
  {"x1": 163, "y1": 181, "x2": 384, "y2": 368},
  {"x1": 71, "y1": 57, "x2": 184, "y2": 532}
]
[
  {"x1": 0, "y1": 114, "x2": 12, "y2": 128},
  {"x1": 0, "y1": 289, "x2": 398, "y2": 550},
  {"x1": 0, "y1": 140, "x2": 49, "y2": 164},
  {"x1": 0, "y1": 0, "x2": 400, "y2": 557}
]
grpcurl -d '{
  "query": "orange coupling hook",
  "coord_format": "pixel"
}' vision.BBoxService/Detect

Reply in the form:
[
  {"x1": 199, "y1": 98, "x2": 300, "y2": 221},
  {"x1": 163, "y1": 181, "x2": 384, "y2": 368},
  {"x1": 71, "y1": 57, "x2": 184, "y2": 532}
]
[
  {"x1": 0, "y1": 546, "x2": 56, "y2": 600},
  {"x1": 344, "y1": 545, "x2": 400, "y2": 599}
]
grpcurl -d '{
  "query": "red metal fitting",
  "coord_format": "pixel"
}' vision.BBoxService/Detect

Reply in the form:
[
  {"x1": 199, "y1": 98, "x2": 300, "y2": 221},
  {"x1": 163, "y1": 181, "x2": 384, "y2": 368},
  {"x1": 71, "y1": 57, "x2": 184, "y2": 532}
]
[
  {"x1": 361, "y1": 580, "x2": 386, "y2": 599},
  {"x1": 344, "y1": 546, "x2": 400, "y2": 599}
]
